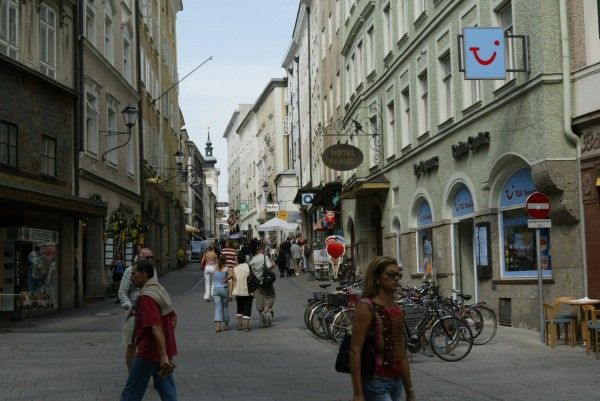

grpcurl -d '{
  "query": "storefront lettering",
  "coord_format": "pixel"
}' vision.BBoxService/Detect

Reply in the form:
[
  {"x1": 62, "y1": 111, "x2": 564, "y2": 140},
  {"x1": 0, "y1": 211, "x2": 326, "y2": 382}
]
[
  {"x1": 413, "y1": 157, "x2": 439, "y2": 176},
  {"x1": 451, "y1": 131, "x2": 490, "y2": 158},
  {"x1": 582, "y1": 131, "x2": 600, "y2": 153},
  {"x1": 321, "y1": 144, "x2": 364, "y2": 171}
]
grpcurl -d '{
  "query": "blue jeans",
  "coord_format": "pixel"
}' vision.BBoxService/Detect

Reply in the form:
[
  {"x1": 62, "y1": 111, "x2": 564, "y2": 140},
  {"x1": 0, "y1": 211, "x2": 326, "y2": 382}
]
[
  {"x1": 120, "y1": 356, "x2": 177, "y2": 401},
  {"x1": 363, "y1": 376, "x2": 404, "y2": 401},
  {"x1": 213, "y1": 287, "x2": 230, "y2": 323}
]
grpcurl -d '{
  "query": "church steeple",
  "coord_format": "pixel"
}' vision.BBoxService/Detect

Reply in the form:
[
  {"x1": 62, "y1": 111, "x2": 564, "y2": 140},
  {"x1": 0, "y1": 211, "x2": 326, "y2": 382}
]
[{"x1": 204, "y1": 127, "x2": 217, "y2": 167}]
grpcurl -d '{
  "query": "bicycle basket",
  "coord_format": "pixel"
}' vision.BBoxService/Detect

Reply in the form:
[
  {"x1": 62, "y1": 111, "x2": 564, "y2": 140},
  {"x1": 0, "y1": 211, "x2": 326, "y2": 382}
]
[
  {"x1": 402, "y1": 305, "x2": 427, "y2": 333},
  {"x1": 327, "y1": 292, "x2": 348, "y2": 307}
]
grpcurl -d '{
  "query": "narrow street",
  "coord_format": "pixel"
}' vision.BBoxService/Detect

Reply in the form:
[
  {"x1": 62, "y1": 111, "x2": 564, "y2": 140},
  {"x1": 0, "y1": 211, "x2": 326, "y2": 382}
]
[{"x1": 0, "y1": 265, "x2": 599, "y2": 401}]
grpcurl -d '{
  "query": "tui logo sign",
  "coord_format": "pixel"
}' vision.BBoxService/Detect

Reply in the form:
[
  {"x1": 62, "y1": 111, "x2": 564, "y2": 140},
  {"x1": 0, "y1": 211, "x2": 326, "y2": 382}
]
[{"x1": 463, "y1": 27, "x2": 506, "y2": 80}]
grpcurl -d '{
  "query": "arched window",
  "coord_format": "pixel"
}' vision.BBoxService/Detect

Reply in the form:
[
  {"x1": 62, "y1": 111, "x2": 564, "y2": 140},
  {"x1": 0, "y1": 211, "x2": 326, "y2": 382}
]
[
  {"x1": 498, "y1": 168, "x2": 551, "y2": 277},
  {"x1": 392, "y1": 217, "x2": 402, "y2": 267},
  {"x1": 415, "y1": 199, "x2": 433, "y2": 273}
]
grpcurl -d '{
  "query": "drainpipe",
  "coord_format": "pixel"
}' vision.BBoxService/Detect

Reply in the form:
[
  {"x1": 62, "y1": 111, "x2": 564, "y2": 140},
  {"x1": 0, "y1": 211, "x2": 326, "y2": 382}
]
[
  {"x1": 135, "y1": 0, "x2": 145, "y2": 219},
  {"x1": 295, "y1": 56, "x2": 302, "y2": 186},
  {"x1": 559, "y1": 0, "x2": 588, "y2": 295},
  {"x1": 306, "y1": 5, "x2": 313, "y2": 185}
]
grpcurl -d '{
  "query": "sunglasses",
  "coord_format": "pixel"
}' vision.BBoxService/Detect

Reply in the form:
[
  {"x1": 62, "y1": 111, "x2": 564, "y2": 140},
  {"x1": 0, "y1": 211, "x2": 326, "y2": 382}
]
[{"x1": 384, "y1": 272, "x2": 402, "y2": 278}]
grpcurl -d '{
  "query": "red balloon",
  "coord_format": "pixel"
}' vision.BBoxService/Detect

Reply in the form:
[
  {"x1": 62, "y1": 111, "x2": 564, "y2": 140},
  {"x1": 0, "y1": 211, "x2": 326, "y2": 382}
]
[{"x1": 326, "y1": 242, "x2": 345, "y2": 258}]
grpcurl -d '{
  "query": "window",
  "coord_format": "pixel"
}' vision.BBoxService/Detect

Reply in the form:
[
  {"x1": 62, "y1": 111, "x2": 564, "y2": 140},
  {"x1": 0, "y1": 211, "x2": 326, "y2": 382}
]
[
  {"x1": 0, "y1": 0, "x2": 18, "y2": 59},
  {"x1": 397, "y1": 0, "x2": 408, "y2": 38},
  {"x1": 499, "y1": 168, "x2": 551, "y2": 278},
  {"x1": 85, "y1": 0, "x2": 96, "y2": 46},
  {"x1": 39, "y1": 3, "x2": 56, "y2": 78},
  {"x1": 439, "y1": 53, "x2": 453, "y2": 122},
  {"x1": 462, "y1": 6, "x2": 480, "y2": 106},
  {"x1": 393, "y1": 188, "x2": 400, "y2": 206},
  {"x1": 416, "y1": 200, "x2": 433, "y2": 274},
  {"x1": 417, "y1": 71, "x2": 429, "y2": 135},
  {"x1": 127, "y1": 126, "x2": 135, "y2": 175},
  {"x1": 356, "y1": 41, "x2": 363, "y2": 86},
  {"x1": 366, "y1": 25, "x2": 375, "y2": 73},
  {"x1": 386, "y1": 97, "x2": 395, "y2": 158},
  {"x1": 0, "y1": 120, "x2": 17, "y2": 167},
  {"x1": 400, "y1": 86, "x2": 411, "y2": 148},
  {"x1": 41, "y1": 136, "x2": 56, "y2": 177},
  {"x1": 496, "y1": 1, "x2": 515, "y2": 83},
  {"x1": 85, "y1": 88, "x2": 99, "y2": 155},
  {"x1": 415, "y1": 0, "x2": 427, "y2": 19},
  {"x1": 106, "y1": 99, "x2": 118, "y2": 166},
  {"x1": 123, "y1": 29, "x2": 132, "y2": 83},
  {"x1": 383, "y1": 3, "x2": 392, "y2": 55},
  {"x1": 104, "y1": 6, "x2": 114, "y2": 64},
  {"x1": 392, "y1": 217, "x2": 402, "y2": 267}
]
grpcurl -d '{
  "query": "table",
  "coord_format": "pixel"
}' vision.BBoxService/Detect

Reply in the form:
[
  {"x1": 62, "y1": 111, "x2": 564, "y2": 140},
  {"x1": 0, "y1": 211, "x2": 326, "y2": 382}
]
[{"x1": 560, "y1": 298, "x2": 600, "y2": 343}]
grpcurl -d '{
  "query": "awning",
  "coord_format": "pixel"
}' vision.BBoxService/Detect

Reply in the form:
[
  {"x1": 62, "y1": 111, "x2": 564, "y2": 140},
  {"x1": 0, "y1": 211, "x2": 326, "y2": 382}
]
[
  {"x1": 0, "y1": 182, "x2": 107, "y2": 217},
  {"x1": 185, "y1": 224, "x2": 200, "y2": 234},
  {"x1": 293, "y1": 181, "x2": 321, "y2": 204},
  {"x1": 340, "y1": 173, "x2": 390, "y2": 199},
  {"x1": 311, "y1": 180, "x2": 342, "y2": 207}
]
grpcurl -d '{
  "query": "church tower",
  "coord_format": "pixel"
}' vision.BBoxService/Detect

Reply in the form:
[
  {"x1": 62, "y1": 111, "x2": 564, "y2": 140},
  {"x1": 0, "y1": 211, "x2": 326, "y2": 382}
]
[{"x1": 203, "y1": 128, "x2": 219, "y2": 198}]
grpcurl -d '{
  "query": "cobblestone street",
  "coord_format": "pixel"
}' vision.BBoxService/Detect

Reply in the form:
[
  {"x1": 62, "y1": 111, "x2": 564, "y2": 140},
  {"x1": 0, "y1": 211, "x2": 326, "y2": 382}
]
[{"x1": 1, "y1": 264, "x2": 599, "y2": 401}]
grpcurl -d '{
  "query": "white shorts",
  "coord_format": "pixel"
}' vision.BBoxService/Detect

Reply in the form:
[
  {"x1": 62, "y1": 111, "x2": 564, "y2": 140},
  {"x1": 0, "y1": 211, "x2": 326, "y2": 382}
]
[{"x1": 122, "y1": 311, "x2": 135, "y2": 346}]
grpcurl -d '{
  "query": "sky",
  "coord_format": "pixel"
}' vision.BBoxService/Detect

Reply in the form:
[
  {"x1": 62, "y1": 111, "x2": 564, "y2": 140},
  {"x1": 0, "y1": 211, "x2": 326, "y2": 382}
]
[{"x1": 177, "y1": 1, "x2": 299, "y2": 202}]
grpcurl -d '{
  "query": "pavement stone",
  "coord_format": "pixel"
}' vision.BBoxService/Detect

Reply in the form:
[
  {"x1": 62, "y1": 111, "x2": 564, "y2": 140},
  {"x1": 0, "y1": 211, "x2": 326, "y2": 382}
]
[{"x1": 0, "y1": 263, "x2": 599, "y2": 400}]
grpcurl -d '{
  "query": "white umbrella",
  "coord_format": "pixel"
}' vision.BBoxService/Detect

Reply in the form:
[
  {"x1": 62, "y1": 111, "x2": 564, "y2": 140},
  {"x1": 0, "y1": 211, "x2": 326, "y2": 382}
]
[{"x1": 257, "y1": 217, "x2": 297, "y2": 232}]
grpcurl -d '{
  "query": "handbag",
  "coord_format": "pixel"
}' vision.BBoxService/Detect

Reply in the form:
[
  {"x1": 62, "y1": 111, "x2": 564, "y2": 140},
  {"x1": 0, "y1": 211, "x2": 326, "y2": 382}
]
[
  {"x1": 247, "y1": 265, "x2": 260, "y2": 293},
  {"x1": 335, "y1": 299, "x2": 375, "y2": 377},
  {"x1": 261, "y1": 256, "x2": 276, "y2": 288}
]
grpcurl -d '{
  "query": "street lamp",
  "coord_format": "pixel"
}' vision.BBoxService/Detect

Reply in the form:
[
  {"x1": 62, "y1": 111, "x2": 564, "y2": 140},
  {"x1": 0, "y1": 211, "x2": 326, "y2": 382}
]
[
  {"x1": 101, "y1": 104, "x2": 138, "y2": 161},
  {"x1": 173, "y1": 150, "x2": 196, "y2": 183}
]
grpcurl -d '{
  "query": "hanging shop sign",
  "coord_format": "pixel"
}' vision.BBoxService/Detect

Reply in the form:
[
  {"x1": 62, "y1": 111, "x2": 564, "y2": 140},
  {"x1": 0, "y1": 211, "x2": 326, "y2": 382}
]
[
  {"x1": 451, "y1": 131, "x2": 490, "y2": 158},
  {"x1": 278, "y1": 210, "x2": 289, "y2": 221},
  {"x1": 240, "y1": 201, "x2": 249, "y2": 212},
  {"x1": 266, "y1": 203, "x2": 279, "y2": 213},
  {"x1": 321, "y1": 144, "x2": 364, "y2": 171},
  {"x1": 413, "y1": 157, "x2": 439, "y2": 176},
  {"x1": 462, "y1": 27, "x2": 506, "y2": 80}
]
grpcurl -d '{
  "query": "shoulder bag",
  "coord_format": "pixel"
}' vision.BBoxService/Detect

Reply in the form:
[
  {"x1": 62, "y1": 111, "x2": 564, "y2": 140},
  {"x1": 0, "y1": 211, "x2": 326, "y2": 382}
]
[
  {"x1": 261, "y1": 256, "x2": 276, "y2": 288},
  {"x1": 335, "y1": 298, "x2": 375, "y2": 377},
  {"x1": 247, "y1": 263, "x2": 260, "y2": 294}
]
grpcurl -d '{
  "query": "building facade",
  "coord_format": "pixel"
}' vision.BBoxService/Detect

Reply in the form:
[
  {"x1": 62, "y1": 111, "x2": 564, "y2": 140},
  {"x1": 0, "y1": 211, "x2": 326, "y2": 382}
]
[
  {"x1": 79, "y1": 0, "x2": 141, "y2": 297},
  {"x1": 0, "y1": 0, "x2": 106, "y2": 317},
  {"x1": 337, "y1": 0, "x2": 583, "y2": 330}
]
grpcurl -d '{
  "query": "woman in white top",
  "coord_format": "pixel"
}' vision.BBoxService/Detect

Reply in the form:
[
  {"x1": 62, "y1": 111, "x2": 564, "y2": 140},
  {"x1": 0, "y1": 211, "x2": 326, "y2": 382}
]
[{"x1": 231, "y1": 253, "x2": 253, "y2": 331}]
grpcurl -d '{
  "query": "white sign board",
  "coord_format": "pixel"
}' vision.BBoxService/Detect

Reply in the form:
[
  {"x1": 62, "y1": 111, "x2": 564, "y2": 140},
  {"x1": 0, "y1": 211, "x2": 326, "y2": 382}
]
[
  {"x1": 527, "y1": 219, "x2": 552, "y2": 229},
  {"x1": 266, "y1": 203, "x2": 279, "y2": 212}
]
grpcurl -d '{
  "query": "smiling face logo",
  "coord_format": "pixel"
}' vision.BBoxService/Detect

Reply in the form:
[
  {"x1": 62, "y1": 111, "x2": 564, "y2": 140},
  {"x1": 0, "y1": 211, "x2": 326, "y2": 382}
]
[
  {"x1": 463, "y1": 27, "x2": 506, "y2": 80},
  {"x1": 469, "y1": 40, "x2": 500, "y2": 65}
]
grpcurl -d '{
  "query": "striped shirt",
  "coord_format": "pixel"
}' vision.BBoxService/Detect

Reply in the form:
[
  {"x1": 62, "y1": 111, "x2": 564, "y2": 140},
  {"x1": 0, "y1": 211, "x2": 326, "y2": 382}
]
[{"x1": 221, "y1": 247, "x2": 238, "y2": 269}]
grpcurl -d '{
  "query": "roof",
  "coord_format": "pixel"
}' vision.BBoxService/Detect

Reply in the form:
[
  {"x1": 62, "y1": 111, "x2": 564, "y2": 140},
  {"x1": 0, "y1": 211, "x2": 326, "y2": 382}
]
[{"x1": 253, "y1": 78, "x2": 288, "y2": 112}]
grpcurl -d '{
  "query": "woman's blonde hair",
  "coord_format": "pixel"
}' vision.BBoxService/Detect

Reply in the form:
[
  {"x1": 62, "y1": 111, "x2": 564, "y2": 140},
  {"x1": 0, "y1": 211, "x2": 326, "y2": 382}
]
[{"x1": 362, "y1": 256, "x2": 399, "y2": 299}]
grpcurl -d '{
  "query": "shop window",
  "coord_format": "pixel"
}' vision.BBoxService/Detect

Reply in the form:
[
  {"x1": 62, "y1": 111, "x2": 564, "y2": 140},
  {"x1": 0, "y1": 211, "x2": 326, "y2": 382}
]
[
  {"x1": 499, "y1": 168, "x2": 551, "y2": 278},
  {"x1": 415, "y1": 199, "x2": 433, "y2": 273}
]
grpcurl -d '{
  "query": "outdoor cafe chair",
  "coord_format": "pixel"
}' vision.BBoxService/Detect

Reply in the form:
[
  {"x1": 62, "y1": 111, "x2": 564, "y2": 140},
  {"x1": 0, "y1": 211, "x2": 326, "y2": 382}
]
[
  {"x1": 582, "y1": 305, "x2": 600, "y2": 358},
  {"x1": 544, "y1": 302, "x2": 575, "y2": 348}
]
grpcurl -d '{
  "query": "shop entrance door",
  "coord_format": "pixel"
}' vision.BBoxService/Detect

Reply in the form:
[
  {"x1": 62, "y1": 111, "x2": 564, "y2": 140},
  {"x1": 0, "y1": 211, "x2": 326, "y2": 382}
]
[{"x1": 456, "y1": 219, "x2": 476, "y2": 300}]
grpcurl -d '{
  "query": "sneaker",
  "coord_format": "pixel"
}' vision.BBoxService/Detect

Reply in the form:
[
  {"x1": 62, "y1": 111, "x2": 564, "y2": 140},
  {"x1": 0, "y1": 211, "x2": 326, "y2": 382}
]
[{"x1": 265, "y1": 313, "x2": 272, "y2": 327}]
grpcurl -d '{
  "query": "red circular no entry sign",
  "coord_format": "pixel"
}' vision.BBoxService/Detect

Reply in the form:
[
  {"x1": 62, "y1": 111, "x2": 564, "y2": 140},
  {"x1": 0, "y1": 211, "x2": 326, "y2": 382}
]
[{"x1": 526, "y1": 192, "x2": 550, "y2": 219}]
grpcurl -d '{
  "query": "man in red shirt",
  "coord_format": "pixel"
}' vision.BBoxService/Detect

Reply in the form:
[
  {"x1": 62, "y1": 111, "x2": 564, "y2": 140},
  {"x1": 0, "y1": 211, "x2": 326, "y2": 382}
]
[{"x1": 120, "y1": 260, "x2": 178, "y2": 401}]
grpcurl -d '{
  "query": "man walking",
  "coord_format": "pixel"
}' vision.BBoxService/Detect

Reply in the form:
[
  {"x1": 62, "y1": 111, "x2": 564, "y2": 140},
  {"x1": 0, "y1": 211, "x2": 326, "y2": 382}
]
[
  {"x1": 290, "y1": 240, "x2": 302, "y2": 276},
  {"x1": 120, "y1": 260, "x2": 177, "y2": 401},
  {"x1": 118, "y1": 248, "x2": 157, "y2": 371},
  {"x1": 249, "y1": 244, "x2": 275, "y2": 327}
]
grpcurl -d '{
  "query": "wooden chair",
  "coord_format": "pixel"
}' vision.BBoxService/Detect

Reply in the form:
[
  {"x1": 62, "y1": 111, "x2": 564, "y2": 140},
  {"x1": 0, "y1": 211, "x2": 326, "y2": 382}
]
[
  {"x1": 582, "y1": 305, "x2": 600, "y2": 358},
  {"x1": 553, "y1": 296, "x2": 577, "y2": 341},
  {"x1": 544, "y1": 302, "x2": 575, "y2": 348}
]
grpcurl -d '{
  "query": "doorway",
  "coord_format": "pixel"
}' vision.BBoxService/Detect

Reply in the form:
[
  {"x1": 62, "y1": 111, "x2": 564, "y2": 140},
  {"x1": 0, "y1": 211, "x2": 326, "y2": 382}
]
[
  {"x1": 371, "y1": 206, "x2": 383, "y2": 256},
  {"x1": 455, "y1": 219, "x2": 476, "y2": 299}
]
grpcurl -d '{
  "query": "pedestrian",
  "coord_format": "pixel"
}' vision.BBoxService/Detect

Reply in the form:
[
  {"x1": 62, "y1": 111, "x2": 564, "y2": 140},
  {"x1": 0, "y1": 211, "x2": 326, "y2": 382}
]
[
  {"x1": 120, "y1": 260, "x2": 178, "y2": 401},
  {"x1": 290, "y1": 240, "x2": 302, "y2": 276},
  {"x1": 276, "y1": 244, "x2": 287, "y2": 278},
  {"x1": 220, "y1": 240, "x2": 238, "y2": 271},
  {"x1": 302, "y1": 242, "x2": 312, "y2": 272},
  {"x1": 212, "y1": 256, "x2": 232, "y2": 332},
  {"x1": 231, "y1": 253, "x2": 253, "y2": 331},
  {"x1": 132, "y1": 244, "x2": 142, "y2": 265},
  {"x1": 118, "y1": 248, "x2": 158, "y2": 371},
  {"x1": 200, "y1": 245, "x2": 218, "y2": 302},
  {"x1": 350, "y1": 256, "x2": 414, "y2": 401},
  {"x1": 249, "y1": 244, "x2": 275, "y2": 327},
  {"x1": 281, "y1": 237, "x2": 293, "y2": 276},
  {"x1": 111, "y1": 252, "x2": 126, "y2": 298}
]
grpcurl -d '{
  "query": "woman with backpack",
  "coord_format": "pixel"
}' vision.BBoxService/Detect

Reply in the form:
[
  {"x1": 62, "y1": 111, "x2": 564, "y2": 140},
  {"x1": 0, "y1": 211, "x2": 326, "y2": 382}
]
[{"x1": 248, "y1": 244, "x2": 276, "y2": 327}]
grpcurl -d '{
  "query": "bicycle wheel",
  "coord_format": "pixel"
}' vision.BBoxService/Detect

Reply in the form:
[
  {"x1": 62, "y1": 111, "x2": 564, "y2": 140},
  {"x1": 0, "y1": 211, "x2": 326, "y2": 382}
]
[
  {"x1": 330, "y1": 308, "x2": 353, "y2": 344},
  {"x1": 307, "y1": 302, "x2": 326, "y2": 334},
  {"x1": 429, "y1": 316, "x2": 473, "y2": 362},
  {"x1": 304, "y1": 300, "x2": 321, "y2": 330},
  {"x1": 469, "y1": 305, "x2": 497, "y2": 345},
  {"x1": 323, "y1": 307, "x2": 341, "y2": 340},
  {"x1": 461, "y1": 307, "x2": 484, "y2": 341},
  {"x1": 310, "y1": 303, "x2": 333, "y2": 339}
]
